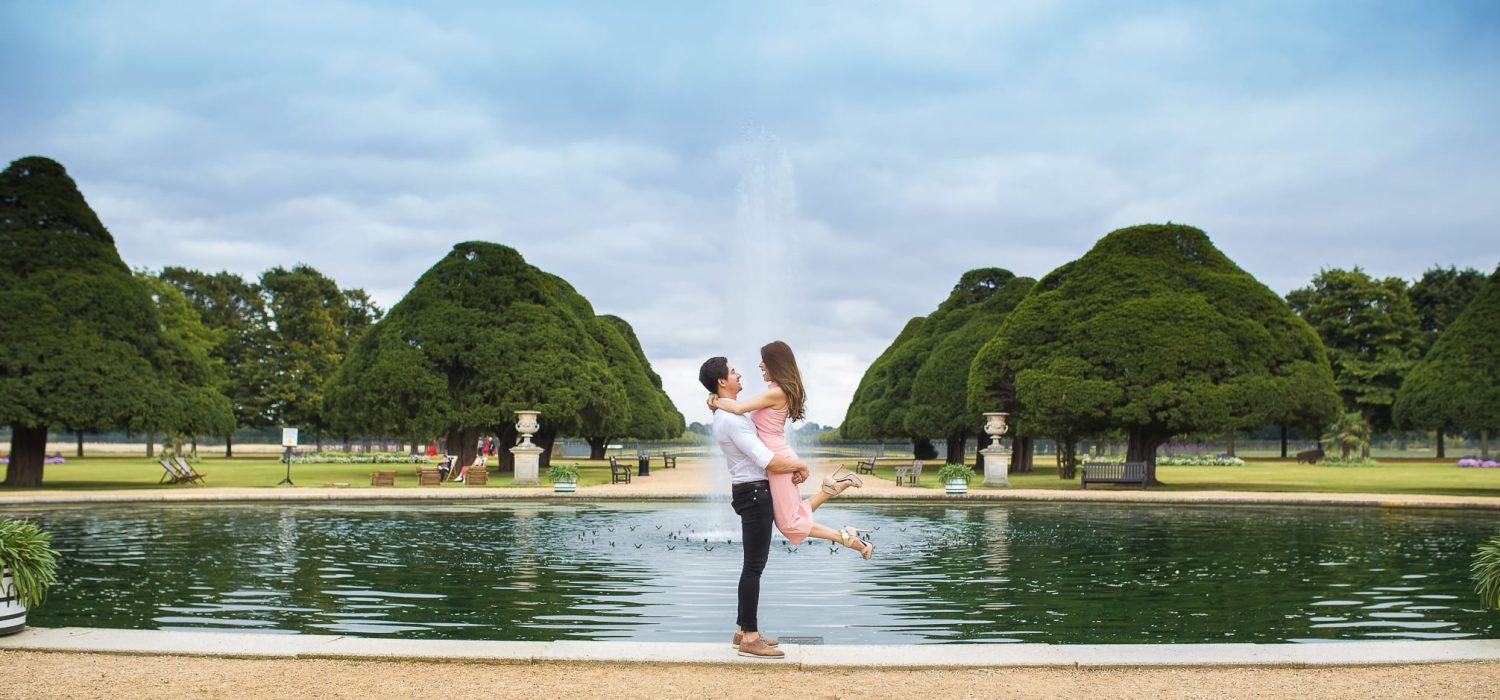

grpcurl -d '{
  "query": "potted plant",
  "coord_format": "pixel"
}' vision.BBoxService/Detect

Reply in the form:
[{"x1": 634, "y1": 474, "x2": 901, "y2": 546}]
[
  {"x1": 548, "y1": 463, "x2": 580, "y2": 493},
  {"x1": 1, "y1": 519, "x2": 60, "y2": 636},
  {"x1": 938, "y1": 463, "x2": 974, "y2": 495}
]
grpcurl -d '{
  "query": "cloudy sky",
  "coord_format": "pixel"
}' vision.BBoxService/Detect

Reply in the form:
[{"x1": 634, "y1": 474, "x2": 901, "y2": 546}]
[{"x1": 4, "y1": 1, "x2": 1498, "y2": 427}]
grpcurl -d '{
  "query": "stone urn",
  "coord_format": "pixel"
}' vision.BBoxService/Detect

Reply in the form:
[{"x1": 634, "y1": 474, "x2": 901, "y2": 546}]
[
  {"x1": 511, "y1": 410, "x2": 543, "y2": 485},
  {"x1": 980, "y1": 412, "x2": 1011, "y2": 487}
]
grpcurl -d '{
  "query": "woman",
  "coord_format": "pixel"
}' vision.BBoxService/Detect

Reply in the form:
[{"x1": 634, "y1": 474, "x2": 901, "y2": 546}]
[{"x1": 709, "y1": 341, "x2": 874, "y2": 559}]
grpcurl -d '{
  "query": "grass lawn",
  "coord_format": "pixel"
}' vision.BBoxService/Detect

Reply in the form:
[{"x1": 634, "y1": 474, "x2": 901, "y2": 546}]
[
  {"x1": 2, "y1": 455, "x2": 625, "y2": 490},
  {"x1": 845, "y1": 457, "x2": 1500, "y2": 497}
]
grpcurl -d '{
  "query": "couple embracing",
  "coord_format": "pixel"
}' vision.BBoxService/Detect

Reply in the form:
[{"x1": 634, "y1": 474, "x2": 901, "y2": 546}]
[{"x1": 699, "y1": 341, "x2": 873, "y2": 660}]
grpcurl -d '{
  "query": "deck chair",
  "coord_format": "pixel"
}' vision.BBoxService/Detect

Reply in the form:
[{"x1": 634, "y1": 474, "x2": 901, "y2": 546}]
[
  {"x1": 173, "y1": 456, "x2": 207, "y2": 485},
  {"x1": 158, "y1": 459, "x2": 185, "y2": 484}
]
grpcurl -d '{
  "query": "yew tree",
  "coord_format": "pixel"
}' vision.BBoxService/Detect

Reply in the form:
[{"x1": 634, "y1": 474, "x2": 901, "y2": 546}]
[
  {"x1": 1395, "y1": 265, "x2": 1500, "y2": 457},
  {"x1": 325, "y1": 242, "x2": 636, "y2": 471},
  {"x1": 1, "y1": 157, "x2": 168, "y2": 485},
  {"x1": 969, "y1": 224, "x2": 1339, "y2": 484}
]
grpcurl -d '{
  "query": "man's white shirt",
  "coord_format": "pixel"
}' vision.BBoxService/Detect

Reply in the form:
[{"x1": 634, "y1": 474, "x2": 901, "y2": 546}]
[{"x1": 711, "y1": 408, "x2": 774, "y2": 484}]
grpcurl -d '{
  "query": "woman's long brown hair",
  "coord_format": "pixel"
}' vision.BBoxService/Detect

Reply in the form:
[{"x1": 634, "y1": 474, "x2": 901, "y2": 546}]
[{"x1": 760, "y1": 340, "x2": 806, "y2": 422}]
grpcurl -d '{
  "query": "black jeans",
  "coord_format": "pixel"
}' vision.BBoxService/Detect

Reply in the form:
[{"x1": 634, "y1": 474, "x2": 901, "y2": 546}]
[{"x1": 731, "y1": 480, "x2": 773, "y2": 633}]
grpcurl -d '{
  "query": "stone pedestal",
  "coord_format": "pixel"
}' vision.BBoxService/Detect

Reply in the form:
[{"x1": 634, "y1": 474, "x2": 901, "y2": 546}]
[
  {"x1": 981, "y1": 445, "x2": 1011, "y2": 487},
  {"x1": 511, "y1": 444, "x2": 542, "y2": 485}
]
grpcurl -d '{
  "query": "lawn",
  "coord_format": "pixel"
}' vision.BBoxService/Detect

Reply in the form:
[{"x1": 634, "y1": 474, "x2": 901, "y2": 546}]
[
  {"x1": 1, "y1": 455, "x2": 624, "y2": 490},
  {"x1": 840, "y1": 456, "x2": 1500, "y2": 497}
]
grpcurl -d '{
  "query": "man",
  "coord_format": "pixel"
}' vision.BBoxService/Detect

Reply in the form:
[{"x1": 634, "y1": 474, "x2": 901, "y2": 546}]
[{"x1": 699, "y1": 355, "x2": 810, "y2": 660}]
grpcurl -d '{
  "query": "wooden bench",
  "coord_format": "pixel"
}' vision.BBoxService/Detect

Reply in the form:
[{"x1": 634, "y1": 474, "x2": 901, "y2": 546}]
[
  {"x1": 894, "y1": 459, "x2": 924, "y2": 486},
  {"x1": 660, "y1": 451, "x2": 677, "y2": 469},
  {"x1": 608, "y1": 456, "x2": 633, "y2": 484},
  {"x1": 848, "y1": 457, "x2": 876, "y2": 476},
  {"x1": 1080, "y1": 461, "x2": 1148, "y2": 490},
  {"x1": 370, "y1": 470, "x2": 396, "y2": 487},
  {"x1": 417, "y1": 466, "x2": 443, "y2": 486}
]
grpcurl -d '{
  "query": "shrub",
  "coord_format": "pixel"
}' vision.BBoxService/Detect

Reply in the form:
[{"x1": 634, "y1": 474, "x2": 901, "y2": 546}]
[
  {"x1": 0, "y1": 519, "x2": 60, "y2": 609},
  {"x1": 1157, "y1": 455, "x2": 1245, "y2": 467},
  {"x1": 1458, "y1": 458, "x2": 1500, "y2": 468},
  {"x1": 937, "y1": 463, "x2": 974, "y2": 484},
  {"x1": 1475, "y1": 533, "x2": 1500, "y2": 610},
  {"x1": 289, "y1": 452, "x2": 428, "y2": 465},
  {"x1": 1319, "y1": 456, "x2": 1380, "y2": 466},
  {"x1": 547, "y1": 464, "x2": 580, "y2": 483}
]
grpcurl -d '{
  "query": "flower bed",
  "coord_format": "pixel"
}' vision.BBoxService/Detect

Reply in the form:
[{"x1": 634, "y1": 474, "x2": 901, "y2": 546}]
[
  {"x1": 0, "y1": 454, "x2": 66, "y2": 465},
  {"x1": 1157, "y1": 455, "x2": 1245, "y2": 467},
  {"x1": 289, "y1": 452, "x2": 430, "y2": 465},
  {"x1": 1458, "y1": 457, "x2": 1500, "y2": 468}
]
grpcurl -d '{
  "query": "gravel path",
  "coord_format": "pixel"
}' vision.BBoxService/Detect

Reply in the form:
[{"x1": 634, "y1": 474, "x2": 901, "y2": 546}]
[{"x1": 3, "y1": 651, "x2": 1498, "y2": 699}]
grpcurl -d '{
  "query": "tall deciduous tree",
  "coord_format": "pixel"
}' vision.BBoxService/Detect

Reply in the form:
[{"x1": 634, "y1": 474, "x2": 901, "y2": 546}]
[
  {"x1": 1287, "y1": 268, "x2": 1421, "y2": 456},
  {"x1": 843, "y1": 268, "x2": 1033, "y2": 465},
  {"x1": 970, "y1": 224, "x2": 1339, "y2": 484},
  {"x1": 325, "y1": 242, "x2": 632, "y2": 471},
  {"x1": 159, "y1": 267, "x2": 271, "y2": 456},
  {"x1": 260, "y1": 265, "x2": 381, "y2": 448},
  {"x1": 135, "y1": 271, "x2": 237, "y2": 454},
  {"x1": 1, "y1": 156, "x2": 169, "y2": 486},
  {"x1": 1394, "y1": 265, "x2": 1500, "y2": 458}
]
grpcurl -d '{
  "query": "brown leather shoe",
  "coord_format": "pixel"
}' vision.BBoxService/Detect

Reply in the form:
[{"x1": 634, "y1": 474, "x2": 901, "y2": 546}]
[
  {"x1": 731, "y1": 631, "x2": 779, "y2": 649},
  {"x1": 736, "y1": 636, "x2": 785, "y2": 659}
]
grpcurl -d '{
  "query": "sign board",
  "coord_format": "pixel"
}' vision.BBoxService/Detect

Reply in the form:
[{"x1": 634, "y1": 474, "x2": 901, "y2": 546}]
[{"x1": 281, "y1": 428, "x2": 299, "y2": 448}]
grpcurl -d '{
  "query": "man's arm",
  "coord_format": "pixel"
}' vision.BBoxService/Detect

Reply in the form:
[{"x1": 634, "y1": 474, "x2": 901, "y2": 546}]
[{"x1": 726, "y1": 414, "x2": 809, "y2": 482}]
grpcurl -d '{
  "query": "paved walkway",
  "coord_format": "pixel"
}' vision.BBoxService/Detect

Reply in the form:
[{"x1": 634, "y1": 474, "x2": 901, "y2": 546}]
[{"x1": 4, "y1": 458, "x2": 1500, "y2": 511}]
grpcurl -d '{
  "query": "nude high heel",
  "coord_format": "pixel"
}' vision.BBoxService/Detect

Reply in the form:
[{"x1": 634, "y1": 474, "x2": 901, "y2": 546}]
[
  {"x1": 839, "y1": 526, "x2": 874, "y2": 560},
  {"x1": 821, "y1": 467, "x2": 864, "y2": 496}
]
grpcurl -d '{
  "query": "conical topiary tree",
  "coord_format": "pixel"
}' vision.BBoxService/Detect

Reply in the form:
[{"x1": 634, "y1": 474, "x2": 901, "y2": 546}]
[
  {"x1": 324, "y1": 242, "x2": 635, "y2": 471},
  {"x1": 843, "y1": 268, "x2": 1033, "y2": 465},
  {"x1": 1395, "y1": 264, "x2": 1500, "y2": 457},
  {"x1": 583, "y1": 314, "x2": 683, "y2": 459},
  {"x1": 0, "y1": 156, "x2": 174, "y2": 486},
  {"x1": 969, "y1": 223, "x2": 1339, "y2": 484}
]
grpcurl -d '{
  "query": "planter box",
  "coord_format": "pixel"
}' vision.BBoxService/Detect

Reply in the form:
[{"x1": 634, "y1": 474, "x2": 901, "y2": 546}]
[
  {"x1": 945, "y1": 479, "x2": 969, "y2": 495},
  {"x1": 553, "y1": 481, "x2": 577, "y2": 493},
  {"x1": 1, "y1": 568, "x2": 24, "y2": 636}
]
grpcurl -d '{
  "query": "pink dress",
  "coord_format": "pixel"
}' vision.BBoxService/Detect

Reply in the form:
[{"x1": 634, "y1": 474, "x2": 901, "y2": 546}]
[{"x1": 751, "y1": 392, "x2": 814, "y2": 544}]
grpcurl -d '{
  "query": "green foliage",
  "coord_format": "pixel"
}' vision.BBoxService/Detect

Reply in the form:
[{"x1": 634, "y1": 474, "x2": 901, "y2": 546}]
[
  {"x1": 1287, "y1": 267, "x2": 1421, "y2": 435},
  {"x1": 1476, "y1": 533, "x2": 1500, "y2": 610},
  {"x1": 969, "y1": 224, "x2": 1340, "y2": 479},
  {"x1": 288, "y1": 452, "x2": 427, "y2": 465},
  {"x1": 844, "y1": 268, "x2": 1034, "y2": 444},
  {"x1": 160, "y1": 267, "x2": 273, "y2": 432},
  {"x1": 1409, "y1": 265, "x2": 1485, "y2": 353},
  {"x1": 1157, "y1": 455, "x2": 1245, "y2": 466},
  {"x1": 936, "y1": 462, "x2": 974, "y2": 484},
  {"x1": 134, "y1": 272, "x2": 236, "y2": 443},
  {"x1": 0, "y1": 156, "x2": 175, "y2": 484},
  {"x1": 325, "y1": 242, "x2": 636, "y2": 447},
  {"x1": 547, "y1": 463, "x2": 580, "y2": 483},
  {"x1": 1323, "y1": 411, "x2": 1372, "y2": 460},
  {"x1": 0, "y1": 519, "x2": 60, "y2": 609},
  {"x1": 593, "y1": 315, "x2": 683, "y2": 441},
  {"x1": 1394, "y1": 266, "x2": 1500, "y2": 436},
  {"x1": 260, "y1": 265, "x2": 381, "y2": 440}
]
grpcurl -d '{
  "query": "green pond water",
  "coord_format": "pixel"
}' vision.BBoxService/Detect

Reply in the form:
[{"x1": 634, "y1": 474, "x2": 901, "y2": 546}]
[{"x1": 15, "y1": 501, "x2": 1500, "y2": 644}]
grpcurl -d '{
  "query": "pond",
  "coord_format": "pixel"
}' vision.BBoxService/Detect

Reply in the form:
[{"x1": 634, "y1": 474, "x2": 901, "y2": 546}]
[{"x1": 16, "y1": 501, "x2": 1500, "y2": 644}]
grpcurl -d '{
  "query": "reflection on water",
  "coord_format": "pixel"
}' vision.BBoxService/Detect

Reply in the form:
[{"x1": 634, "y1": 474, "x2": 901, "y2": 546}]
[{"x1": 20, "y1": 501, "x2": 1500, "y2": 644}]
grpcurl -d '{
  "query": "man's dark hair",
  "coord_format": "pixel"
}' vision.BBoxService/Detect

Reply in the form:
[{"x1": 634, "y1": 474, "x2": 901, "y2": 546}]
[{"x1": 699, "y1": 356, "x2": 729, "y2": 394}]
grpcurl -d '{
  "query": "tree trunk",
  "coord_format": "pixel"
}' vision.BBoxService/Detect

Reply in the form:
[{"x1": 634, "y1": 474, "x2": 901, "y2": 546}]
[
  {"x1": 1279, "y1": 425, "x2": 1288, "y2": 459},
  {"x1": 450, "y1": 427, "x2": 480, "y2": 470},
  {"x1": 225, "y1": 433, "x2": 234, "y2": 458},
  {"x1": 1484, "y1": 430, "x2": 1491, "y2": 459},
  {"x1": 75, "y1": 429, "x2": 84, "y2": 458},
  {"x1": 190, "y1": 435, "x2": 198, "y2": 459},
  {"x1": 1125, "y1": 427, "x2": 1165, "y2": 485},
  {"x1": 944, "y1": 431, "x2": 966, "y2": 465},
  {"x1": 146, "y1": 430, "x2": 156, "y2": 458},
  {"x1": 587, "y1": 436, "x2": 610, "y2": 460},
  {"x1": 1010, "y1": 436, "x2": 1035, "y2": 473},
  {"x1": 1057, "y1": 437, "x2": 1077, "y2": 480},
  {"x1": 535, "y1": 427, "x2": 557, "y2": 471},
  {"x1": 496, "y1": 424, "x2": 518, "y2": 474},
  {"x1": 1436, "y1": 428, "x2": 1445, "y2": 459},
  {"x1": 1225, "y1": 431, "x2": 1235, "y2": 457},
  {"x1": 5, "y1": 425, "x2": 49, "y2": 487}
]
